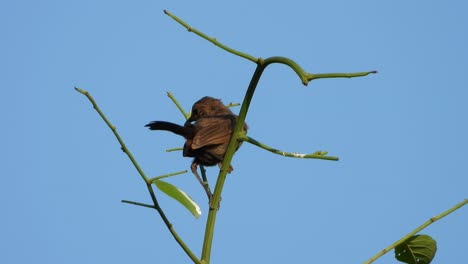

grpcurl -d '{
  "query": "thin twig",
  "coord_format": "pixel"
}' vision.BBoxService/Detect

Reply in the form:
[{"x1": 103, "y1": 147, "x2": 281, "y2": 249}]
[
  {"x1": 164, "y1": 10, "x2": 377, "y2": 86},
  {"x1": 166, "y1": 147, "x2": 183, "y2": 152},
  {"x1": 164, "y1": 10, "x2": 258, "y2": 63},
  {"x1": 167, "y1": 92, "x2": 190, "y2": 119},
  {"x1": 148, "y1": 170, "x2": 187, "y2": 183},
  {"x1": 364, "y1": 199, "x2": 468, "y2": 264},
  {"x1": 242, "y1": 135, "x2": 339, "y2": 161},
  {"x1": 262, "y1": 57, "x2": 377, "y2": 85},
  {"x1": 74, "y1": 87, "x2": 148, "y2": 182},
  {"x1": 75, "y1": 87, "x2": 201, "y2": 264},
  {"x1": 226, "y1": 102, "x2": 241, "y2": 108},
  {"x1": 122, "y1": 200, "x2": 155, "y2": 209}
]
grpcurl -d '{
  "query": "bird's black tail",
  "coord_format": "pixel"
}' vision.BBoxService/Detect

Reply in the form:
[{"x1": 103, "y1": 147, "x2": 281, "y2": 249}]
[{"x1": 145, "y1": 121, "x2": 192, "y2": 138}]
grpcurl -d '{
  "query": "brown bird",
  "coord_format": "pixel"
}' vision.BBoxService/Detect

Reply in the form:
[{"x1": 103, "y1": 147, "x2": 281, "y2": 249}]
[{"x1": 145, "y1": 96, "x2": 248, "y2": 199}]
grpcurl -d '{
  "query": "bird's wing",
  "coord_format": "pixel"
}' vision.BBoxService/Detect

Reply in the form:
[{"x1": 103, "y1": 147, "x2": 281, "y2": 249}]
[{"x1": 191, "y1": 116, "x2": 234, "y2": 149}]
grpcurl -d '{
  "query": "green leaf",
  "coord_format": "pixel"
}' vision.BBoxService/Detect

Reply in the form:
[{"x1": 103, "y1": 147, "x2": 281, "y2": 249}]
[
  {"x1": 395, "y1": 234, "x2": 437, "y2": 264},
  {"x1": 154, "y1": 179, "x2": 202, "y2": 219}
]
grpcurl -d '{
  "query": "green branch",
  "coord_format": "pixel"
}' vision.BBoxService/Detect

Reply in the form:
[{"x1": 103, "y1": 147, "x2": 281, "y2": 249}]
[
  {"x1": 241, "y1": 135, "x2": 339, "y2": 161},
  {"x1": 364, "y1": 199, "x2": 468, "y2": 264},
  {"x1": 74, "y1": 87, "x2": 148, "y2": 183},
  {"x1": 148, "y1": 170, "x2": 187, "y2": 183},
  {"x1": 121, "y1": 200, "x2": 155, "y2": 209},
  {"x1": 164, "y1": 10, "x2": 258, "y2": 63},
  {"x1": 163, "y1": 10, "x2": 377, "y2": 261},
  {"x1": 226, "y1": 102, "x2": 241, "y2": 108},
  {"x1": 201, "y1": 63, "x2": 266, "y2": 264},
  {"x1": 262, "y1": 57, "x2": 377, "y2": 85},
  {"x1": 164, "y1": 10, "x2": 377, "y2": 87},
  {"x1": 75, "y1": 87, "x2": 201, "y2": 264},
  {"x1": 167, "y1": 92, "x2": 190, "y2": 119},
  {"x1": 166, "y1": 147, "x2": 183, "y2": 152},
  {"x1": 307, "y1": 70, "x2": 378, "y2": 81}
]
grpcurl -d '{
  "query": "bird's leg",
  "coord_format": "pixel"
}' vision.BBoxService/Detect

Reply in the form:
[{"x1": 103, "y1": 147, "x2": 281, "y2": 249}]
[
  {"x1": 217, "y1": 163, "x2": 233, "y2": 173},
  {"x1": 191, "y1": 161, "x2": 213, "y2": 200},
  {"x1": 200, "y1": 164, "x2": 208, "y2": 183}
]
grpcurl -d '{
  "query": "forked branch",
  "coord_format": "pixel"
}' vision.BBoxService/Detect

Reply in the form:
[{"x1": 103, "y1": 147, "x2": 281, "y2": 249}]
[{"x1": 75, "y1": 87, "x2": 200, "y2": 264}]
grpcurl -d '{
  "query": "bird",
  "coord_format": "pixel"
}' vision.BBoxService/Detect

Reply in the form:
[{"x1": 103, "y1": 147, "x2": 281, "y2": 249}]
[{"x1": 145, "y1": 96, "x2": 248, "y2": 199}]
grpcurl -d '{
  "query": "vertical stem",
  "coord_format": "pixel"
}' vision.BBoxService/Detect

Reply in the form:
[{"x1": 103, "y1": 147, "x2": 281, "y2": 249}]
[{"x1": 200, "y1": 63, "x2": 266, "y2": 263}]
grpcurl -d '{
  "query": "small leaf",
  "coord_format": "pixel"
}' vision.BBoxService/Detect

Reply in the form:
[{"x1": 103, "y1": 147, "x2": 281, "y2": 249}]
[
  {"x1": 395, "y1": 234, "x2": 437, "y2": 264},
  {"x1": 154, "y1": 180, "x2": 202, "y2": 219}
]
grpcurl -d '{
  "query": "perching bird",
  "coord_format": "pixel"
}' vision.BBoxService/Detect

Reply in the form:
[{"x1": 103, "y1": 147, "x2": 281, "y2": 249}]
[{"x1": 145, "y1": 96, "x2": 248, "y2": 199}]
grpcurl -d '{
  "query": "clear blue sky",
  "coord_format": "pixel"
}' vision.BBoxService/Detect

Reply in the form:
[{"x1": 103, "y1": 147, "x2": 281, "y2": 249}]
[{"x1": 2, "y1": 1, "x2": 467, "y2": 263}]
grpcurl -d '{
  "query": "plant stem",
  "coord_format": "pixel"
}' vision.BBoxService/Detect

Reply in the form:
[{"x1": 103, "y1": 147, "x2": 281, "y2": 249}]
[
  {"x1": 74, "y1": 87, "x2": 148, "y2": 183},
  {"x1": 75, "y1": 87, "x2": 200, "y2": 264},
  {"x1": 164, "y1": 10, "x2": 258, "y2": 63},
  {"x1": 166, "y1": 147, "x2": 183, "y2": 152},
  {"x1": 148, "y1": 170, "x2": 187, "y2": 183},
  {"x1": 163, "y1": 11, "x2": 378, "y2": 263},
  {"x1": 201, "y1": 63, "x2": 266, "y2": 263},
  {"x1": 364, "y1": 199, "x2": 468, "y2": 264},
  {"x1": 146, "y1": 184, "x2": 201, "y2": 264},
  {"x1": 167, "y1": 92, "x2": 190, "y2": 119},
  {"x1": 121, "y1": 200, "x2": 155, "y2": 209},
  {"x1": 242, "y1": 135, "x2": 339, "y2": 161}
]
